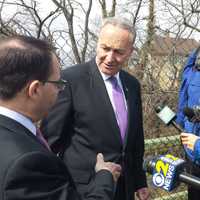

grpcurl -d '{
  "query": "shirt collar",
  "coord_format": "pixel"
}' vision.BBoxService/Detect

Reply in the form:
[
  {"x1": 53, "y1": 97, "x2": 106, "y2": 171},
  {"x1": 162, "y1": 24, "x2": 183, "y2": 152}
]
[
  {"x1": 99, "y1": 71, "x2": 120, "y2": 82},
  {"x1": 0, "y1": 106, "x2": 36, "y2": 135}
]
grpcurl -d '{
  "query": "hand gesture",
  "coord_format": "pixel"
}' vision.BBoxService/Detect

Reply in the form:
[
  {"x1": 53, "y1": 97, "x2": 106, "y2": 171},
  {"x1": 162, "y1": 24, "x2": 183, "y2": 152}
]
[{"x1": 95, "y1": 153, "x2": 121, "y2": 182}]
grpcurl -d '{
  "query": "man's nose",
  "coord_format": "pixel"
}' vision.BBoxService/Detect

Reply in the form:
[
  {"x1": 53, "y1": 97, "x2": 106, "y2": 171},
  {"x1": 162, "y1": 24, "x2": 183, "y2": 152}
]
[{"x1": 106, "y1": 51, "x2": 115, "y2": 61}]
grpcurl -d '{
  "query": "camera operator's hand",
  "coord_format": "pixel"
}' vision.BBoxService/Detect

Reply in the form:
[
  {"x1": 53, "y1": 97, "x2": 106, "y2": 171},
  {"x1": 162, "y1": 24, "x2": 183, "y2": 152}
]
[
  {"x1": 95, "y1": 153, "x2": 121, "y2": 182},
  {"x1": 181, "y1": 132, "x2": 200, "y2": 151}
]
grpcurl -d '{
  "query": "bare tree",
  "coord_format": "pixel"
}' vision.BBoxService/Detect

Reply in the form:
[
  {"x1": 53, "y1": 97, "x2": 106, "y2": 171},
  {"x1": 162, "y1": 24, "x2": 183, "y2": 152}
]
[
  {"x1": 139, "y1": 0, "x2": 155, "y2": 80},
  {"x1": 50, "y1": 0, "x2": 94, "y2": 63},
  {"x1": 159, "y1": 0, "x2": 200, "y2": 35},
  {"x1": 0, "y1": 0, "x2": 59, "y2": 38},
  {"x1": 98, "y1": 0, "x2": 116, "y2": 18}
]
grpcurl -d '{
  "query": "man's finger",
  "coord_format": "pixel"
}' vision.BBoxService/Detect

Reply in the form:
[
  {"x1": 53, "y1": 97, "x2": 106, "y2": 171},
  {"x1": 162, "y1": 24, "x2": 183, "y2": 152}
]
[{"x1": 97, "y1": 153, "x2": 104, "y2": 162}]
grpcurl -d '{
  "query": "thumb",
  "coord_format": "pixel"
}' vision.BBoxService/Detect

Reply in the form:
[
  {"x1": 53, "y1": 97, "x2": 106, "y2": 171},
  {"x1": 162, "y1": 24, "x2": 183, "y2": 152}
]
[
  {"x1": 97, "y1": 153, "x2": 104, "y2": 162},
  {"x1": 95, "y1": 153, "x2": 105, "y2": 172}
]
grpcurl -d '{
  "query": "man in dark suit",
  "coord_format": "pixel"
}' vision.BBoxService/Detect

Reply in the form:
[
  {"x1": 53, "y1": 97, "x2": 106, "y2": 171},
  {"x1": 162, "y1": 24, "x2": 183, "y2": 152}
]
[
  {"x1": 41, "y1": 17, "x2": 149, "y2": 200},
  {"x1": 0, "y1": 35, "x2": 121, "y2": 200}
]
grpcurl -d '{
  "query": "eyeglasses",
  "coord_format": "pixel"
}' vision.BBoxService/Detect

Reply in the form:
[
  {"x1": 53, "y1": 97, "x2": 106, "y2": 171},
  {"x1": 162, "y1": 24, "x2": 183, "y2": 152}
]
[{"x1": 45, "y1": 79, "x2": 67, "y2": 90}]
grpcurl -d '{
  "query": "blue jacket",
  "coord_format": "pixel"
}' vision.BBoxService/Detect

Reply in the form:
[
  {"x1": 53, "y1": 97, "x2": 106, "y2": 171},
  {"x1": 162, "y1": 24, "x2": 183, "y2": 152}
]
[{"x1": 176, "y1": 48, "x2": 200, "y2": 165}]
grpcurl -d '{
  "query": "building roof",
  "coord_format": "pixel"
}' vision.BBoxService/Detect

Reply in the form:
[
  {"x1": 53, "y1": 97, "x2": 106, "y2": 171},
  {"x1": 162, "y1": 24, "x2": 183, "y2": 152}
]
[{"x1": 150, "y1": 34, "x2": 199, "y2": 57}]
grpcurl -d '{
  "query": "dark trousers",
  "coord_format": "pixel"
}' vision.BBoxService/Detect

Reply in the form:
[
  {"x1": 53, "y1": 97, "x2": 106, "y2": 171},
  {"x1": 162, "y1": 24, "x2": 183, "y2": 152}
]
[
  {"x1": 114, "y1": 176, "x2": 127, "y2": 200},
  {"x1": 186, "y1": 160, "x2": 200, "y2": 200}
]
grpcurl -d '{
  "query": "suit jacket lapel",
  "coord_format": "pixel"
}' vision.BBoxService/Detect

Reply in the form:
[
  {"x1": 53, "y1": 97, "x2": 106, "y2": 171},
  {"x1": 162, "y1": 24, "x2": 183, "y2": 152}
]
[
  {"x1": 0, "y1": 114, "x2": 41, "y2": 146},
  {"x1": 88, "y1": 59, "x2": 122, "y2": 144},
  {"x1": 119, "y1": 71, "x2": 138, "y2": 148}
]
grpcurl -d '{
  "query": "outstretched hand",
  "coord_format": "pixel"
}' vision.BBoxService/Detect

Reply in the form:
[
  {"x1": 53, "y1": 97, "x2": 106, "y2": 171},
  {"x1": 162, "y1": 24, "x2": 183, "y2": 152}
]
[{"x1": 95, "y1": 153, "x2": 121, "y2": 182}]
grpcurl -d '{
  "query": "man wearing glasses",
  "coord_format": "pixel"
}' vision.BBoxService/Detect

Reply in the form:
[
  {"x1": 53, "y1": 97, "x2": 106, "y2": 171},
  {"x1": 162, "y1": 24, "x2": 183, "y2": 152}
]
[
  {"x1": 0, "y1": 35, "x2": 121, "y2": 200},
  {"x1": 45, "y1": 79, "x2": 67, "y2": 91}
]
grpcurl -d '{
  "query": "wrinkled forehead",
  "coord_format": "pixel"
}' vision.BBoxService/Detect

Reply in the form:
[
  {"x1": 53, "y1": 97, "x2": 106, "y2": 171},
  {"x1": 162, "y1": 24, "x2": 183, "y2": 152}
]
[{"x1": 98, "y1": 24, "x2": 133, "y2": 49}]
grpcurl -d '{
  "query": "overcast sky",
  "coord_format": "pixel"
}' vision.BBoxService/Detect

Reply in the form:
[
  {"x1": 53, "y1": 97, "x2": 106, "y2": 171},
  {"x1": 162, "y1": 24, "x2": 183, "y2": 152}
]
[{"x1": 2, "y1": 0, "x2": 200, "y2": 42}]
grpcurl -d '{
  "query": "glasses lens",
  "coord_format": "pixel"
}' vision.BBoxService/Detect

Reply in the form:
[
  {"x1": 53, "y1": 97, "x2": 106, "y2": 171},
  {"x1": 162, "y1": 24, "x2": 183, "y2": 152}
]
[
  {"x1": 56, "y1": 80, "x2": 66, "y2": 90},
  {"x1": 46, "y1": 79, "x2": 67, "y2": 90},
  {"x1": 58, "y1": 83, "x2": 65, "y2": 90}
]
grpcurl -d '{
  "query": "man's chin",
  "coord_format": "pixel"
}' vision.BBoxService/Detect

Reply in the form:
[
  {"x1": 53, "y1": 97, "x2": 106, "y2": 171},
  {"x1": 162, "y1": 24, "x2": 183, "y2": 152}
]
[{"x1": 103, "y1": 68, "x2": 118, "y2": 76}]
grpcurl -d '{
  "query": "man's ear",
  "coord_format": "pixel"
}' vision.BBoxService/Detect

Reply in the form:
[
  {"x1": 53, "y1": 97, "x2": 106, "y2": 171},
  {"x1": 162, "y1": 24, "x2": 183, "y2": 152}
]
[{"x1": 27, "y1": 80, "x2": 41, "y2": 98}]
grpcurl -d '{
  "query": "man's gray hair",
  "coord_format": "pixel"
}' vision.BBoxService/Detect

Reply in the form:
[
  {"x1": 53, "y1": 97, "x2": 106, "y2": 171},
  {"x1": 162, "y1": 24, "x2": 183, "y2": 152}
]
[{"x1": 101, "y1": 17, "x2": 136, "y2": 45}]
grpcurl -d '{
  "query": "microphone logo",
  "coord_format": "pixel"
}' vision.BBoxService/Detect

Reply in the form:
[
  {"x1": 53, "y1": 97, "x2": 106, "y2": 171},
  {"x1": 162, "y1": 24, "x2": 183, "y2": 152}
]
[
  {"x1": 155, "y1": 105, "x2": 176, "y2": 125},
  {"x1": 145, "y1": 154, "x2": 185, "y2": 191},
  {"x1": 153, "y1": 173, "x2": 165, "y2": 187}
]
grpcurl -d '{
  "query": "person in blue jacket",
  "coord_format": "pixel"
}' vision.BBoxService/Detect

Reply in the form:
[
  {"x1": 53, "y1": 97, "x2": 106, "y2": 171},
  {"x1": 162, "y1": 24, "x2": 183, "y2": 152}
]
[{"x1": 177, "y1": 46, "x2": 200, "y2": 200}]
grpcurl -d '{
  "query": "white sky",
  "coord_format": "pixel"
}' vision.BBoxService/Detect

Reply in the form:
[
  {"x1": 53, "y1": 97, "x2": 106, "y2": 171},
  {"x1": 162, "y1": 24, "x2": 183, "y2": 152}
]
[{"x1": 2, "y1": 0, "x2": 200, "y2": 42}]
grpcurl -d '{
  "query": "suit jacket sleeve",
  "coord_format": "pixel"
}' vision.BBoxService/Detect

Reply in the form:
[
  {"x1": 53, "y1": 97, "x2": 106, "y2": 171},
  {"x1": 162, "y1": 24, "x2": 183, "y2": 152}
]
[
  {"x1": 132, "y1": 82, "x2": 147, "y2": 190},
  {"x1": 4, "y1": 151, "x2": 79, "y2": 200},
  {"x1": 3, "y1": 152, "x2": 114, "y2": 200}
]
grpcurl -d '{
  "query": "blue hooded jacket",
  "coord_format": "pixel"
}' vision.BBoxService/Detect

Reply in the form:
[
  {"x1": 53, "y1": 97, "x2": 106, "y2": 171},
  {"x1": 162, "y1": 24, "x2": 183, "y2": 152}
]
[{"x1": 176, "y1": 47, "x2": 200, "y2": 165}]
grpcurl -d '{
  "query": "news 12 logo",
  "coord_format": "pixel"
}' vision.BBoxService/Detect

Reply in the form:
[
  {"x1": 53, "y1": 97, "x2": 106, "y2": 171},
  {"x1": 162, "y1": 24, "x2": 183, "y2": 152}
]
[{"x1": 152, "y1": 154, "x2": 185, "y2": 191}]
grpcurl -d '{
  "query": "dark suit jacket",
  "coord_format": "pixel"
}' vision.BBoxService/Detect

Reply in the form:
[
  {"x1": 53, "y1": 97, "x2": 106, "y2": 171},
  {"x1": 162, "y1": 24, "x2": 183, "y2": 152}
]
[
  {"x1": 0, "y1": 114, "x2": 114, "y2": 200},
  {"x1": 41, "y1": 58, "x2": 147, "y2": 200}
]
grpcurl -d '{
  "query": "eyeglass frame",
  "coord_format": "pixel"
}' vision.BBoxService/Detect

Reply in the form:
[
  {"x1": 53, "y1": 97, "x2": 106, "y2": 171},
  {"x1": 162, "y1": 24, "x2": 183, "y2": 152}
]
[{"x1": 44, "y1": 79, "x2": 67, "y2": 90}]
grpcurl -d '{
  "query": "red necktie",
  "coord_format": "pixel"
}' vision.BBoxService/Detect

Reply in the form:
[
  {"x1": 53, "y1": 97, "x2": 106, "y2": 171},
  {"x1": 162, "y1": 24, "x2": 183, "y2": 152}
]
[{"x1": 36, "y1": 128, "x2": 51, "y2": 151}]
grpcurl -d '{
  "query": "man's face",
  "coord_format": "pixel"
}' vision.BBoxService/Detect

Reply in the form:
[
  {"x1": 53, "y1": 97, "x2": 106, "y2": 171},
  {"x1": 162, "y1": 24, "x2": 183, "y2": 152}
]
[
  {"x1": 39, "y1": 54, "x2": 61, "y2": 117},
  {"x1": 96, "y1": 24, "x2": 133, "y2": 76}
]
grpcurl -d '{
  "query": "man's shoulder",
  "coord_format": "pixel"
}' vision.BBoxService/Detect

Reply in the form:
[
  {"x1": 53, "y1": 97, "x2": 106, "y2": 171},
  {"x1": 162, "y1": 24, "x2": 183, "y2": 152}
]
[
  {"x1": 61, "y1": 59, "x2": 95, "y2": 80},
  {"x1": 121, "y1": 70, "x2": 140, "y2": 85}
]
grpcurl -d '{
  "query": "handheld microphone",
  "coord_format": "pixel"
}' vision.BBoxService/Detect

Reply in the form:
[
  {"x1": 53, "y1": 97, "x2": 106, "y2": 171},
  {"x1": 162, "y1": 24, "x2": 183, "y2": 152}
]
[
  {"x1": 155, "y1": 105, "x2": 183, "y2": 132},
  {"x1": 143, "y1": 154, "x2": 200, "y2": 191},
  {"x1": 183, "y1": 107, "x2": 200, "y2": 122}
]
